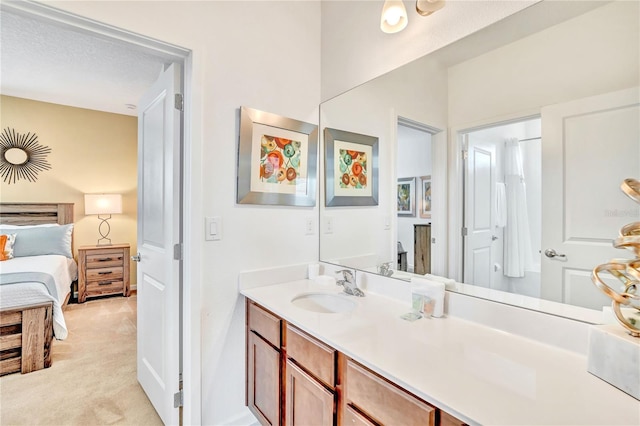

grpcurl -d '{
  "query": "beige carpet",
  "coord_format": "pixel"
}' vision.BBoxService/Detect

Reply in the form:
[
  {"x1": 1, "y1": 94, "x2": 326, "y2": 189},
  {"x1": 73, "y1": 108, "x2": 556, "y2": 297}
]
[{"x1": 0, "y1": 295, "x2": 162, "y2": 425}]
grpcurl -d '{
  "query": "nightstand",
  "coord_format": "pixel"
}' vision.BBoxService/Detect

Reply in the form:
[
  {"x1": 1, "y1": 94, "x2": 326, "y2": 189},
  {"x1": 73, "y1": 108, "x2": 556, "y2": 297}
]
[{"x1": 77, "y1": 244, "x2": 130, "y2": 303}]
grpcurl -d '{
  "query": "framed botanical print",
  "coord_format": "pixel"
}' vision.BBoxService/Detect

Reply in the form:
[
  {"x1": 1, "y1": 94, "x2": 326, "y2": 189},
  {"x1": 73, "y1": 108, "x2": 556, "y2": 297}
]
[
  {"x1": 237, "y1": 106, "x2": 318, "y2": 206},
  {"x1": 420, "y1": 175, "x2": 432, "y2": 218},
  {"x1": 324, "y1": 128, "x2": 378, "y2": 207},
  {"x1": 397, "y1": 177, "x2": 415, "y2": 216}
]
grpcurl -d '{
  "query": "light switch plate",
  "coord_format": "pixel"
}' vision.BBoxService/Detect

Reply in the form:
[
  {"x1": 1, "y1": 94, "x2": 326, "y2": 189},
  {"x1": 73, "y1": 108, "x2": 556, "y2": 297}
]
[
  {"x1": 205, "y1": 216, "x2": 221, "y2": 241},
  {"x1": 383, "y1": 215, "x2": 391, "y2": 230}
]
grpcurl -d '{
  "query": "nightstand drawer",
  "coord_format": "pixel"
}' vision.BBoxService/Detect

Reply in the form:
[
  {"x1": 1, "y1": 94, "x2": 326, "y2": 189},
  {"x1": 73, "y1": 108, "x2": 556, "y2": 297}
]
[
  {"x1": 86, "y1": 280, "x2": 124, "y2": 296},
  {"x1": 86, "y1": 250, "x2": 125, "y2": 269},
  {"x1": 86, "y1": 266, "x2": 123, "y2": 282}
]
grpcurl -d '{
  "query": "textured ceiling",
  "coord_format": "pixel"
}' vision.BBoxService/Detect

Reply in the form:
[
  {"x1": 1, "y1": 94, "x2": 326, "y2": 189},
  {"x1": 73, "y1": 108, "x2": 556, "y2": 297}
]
[{"x1": 1, "y1": 10, "x2": 168, "y2": 116}]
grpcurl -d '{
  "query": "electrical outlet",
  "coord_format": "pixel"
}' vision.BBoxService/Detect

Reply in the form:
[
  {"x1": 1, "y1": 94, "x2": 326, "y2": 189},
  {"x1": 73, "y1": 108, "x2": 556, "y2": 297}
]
[
  {"x1": 305, "y1": 217, "x2": 314, "y2": 235},
  {"x1": 324, "y1": 217, "x2": 334, "y2": 234}
]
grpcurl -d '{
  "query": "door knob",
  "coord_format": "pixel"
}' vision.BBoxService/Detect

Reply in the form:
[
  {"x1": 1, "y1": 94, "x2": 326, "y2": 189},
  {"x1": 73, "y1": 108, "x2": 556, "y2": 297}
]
[
  {"x1": 492, "y1": 235, "x2": 499, "y2": 241},
  {"x1": 544, "y1": 248, "x2": 566, "y2": 259},
  {"x1": 131, "y1": 253, "x2": 141, "y2": 262}
]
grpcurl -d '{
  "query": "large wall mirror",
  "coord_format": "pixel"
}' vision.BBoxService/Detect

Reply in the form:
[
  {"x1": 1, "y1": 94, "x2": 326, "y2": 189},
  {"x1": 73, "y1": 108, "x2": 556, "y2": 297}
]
[{"x1": 319, "y1": 0, "x2": 639, "y2": 318}]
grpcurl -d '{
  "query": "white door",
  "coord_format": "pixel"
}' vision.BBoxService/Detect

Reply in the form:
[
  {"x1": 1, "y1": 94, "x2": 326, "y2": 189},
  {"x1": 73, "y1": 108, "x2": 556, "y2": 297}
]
[
  {"x1": 136, "y1": 63, "x2": 182, "y2": 425},
  {"x1": 541, "y1": 87, "x2": 640, "y2": 309},
  {"x1": 464, "y1": 136, "x2": 497, "y2": 288}
]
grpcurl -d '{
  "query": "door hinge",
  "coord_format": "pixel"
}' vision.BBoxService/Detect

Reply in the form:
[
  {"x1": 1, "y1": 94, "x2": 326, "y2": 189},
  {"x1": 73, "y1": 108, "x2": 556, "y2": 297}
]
[
  {"x1": 461, "y1": 227, "x2": 468, "y2": 237},
  {"x1": 173, "y1": 243, "x2": 183, "y2": 260},
  {"x1": 174, "y1": 93, "x2": 184, "y2": 112},
  {"x1": 462, "y1": 150, "x2": 468, "y2": 160},
  {"x1": 173, "y1": 389, "x2": 183, "y2": 408}
]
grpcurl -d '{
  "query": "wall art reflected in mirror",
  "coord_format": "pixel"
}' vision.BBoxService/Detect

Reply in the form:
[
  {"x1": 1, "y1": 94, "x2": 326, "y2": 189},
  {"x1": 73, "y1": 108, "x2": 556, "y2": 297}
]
[{"x1": 319, "y1": 0, "x2": 640, "y2": 319}]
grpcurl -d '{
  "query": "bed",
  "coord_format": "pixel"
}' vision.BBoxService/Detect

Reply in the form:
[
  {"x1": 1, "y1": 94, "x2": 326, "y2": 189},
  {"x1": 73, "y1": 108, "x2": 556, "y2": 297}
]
[{"x1": 0, "y1": 202, "x2": 75, "y2": 375}]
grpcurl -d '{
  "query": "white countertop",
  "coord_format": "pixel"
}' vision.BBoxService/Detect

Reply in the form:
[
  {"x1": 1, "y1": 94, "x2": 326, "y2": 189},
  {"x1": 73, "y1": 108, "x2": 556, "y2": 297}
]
[{"x1": 241, "y1": 279, "x2": 640, "y2": 426}]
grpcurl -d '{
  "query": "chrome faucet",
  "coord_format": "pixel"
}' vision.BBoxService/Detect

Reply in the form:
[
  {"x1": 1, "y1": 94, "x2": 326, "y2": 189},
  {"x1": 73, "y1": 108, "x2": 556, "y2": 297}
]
[
  {"x1": 336, "y1": 269, "x2": 365, "y2": 297},
  {"x1": 378, "y1": 262, "x2": 393, "y2": 277}
]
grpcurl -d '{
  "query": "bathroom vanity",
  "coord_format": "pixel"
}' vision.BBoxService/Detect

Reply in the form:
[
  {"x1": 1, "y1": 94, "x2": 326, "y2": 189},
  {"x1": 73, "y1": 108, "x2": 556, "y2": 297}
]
[
  {"x1": 246, "y1": 299, "x2": 459, "y2": 426},
  {"x1": 241, "y1": 273, "x2": 640, "y2": 426}
]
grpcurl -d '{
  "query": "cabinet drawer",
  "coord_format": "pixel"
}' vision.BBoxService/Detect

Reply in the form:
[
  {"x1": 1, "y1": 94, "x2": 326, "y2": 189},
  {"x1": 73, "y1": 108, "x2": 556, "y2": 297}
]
[
  {"x1": 345, "y1": 359, "x2": 435, "y2": 426},
  {"x1": 86, "y1": 266, "x2": 123, "y2": 282},
  {"x1": 248, "y1": 302, "x2": 281, "y2": 347},
  {"x1": 344, "y1": 405, "x2": 376, "y2": 426},
  {"x1": 439, "y1": 410, "x2": 467, "y2": 426},
  {"x1": 286, "y1": 324, "x2": 336, "y2": 388},
  {"x1": 86, "y1": 249, "x2": 125, "y2": 268},
  {"x1": 86, "y1": 280, "x2": 124, "y2": 296}
]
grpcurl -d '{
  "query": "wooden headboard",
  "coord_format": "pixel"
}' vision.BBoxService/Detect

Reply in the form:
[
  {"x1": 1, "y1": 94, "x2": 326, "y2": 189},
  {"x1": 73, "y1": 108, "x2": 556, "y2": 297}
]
[{"x1": 0, "y1": 203, "x2": 74, "y2": 225}]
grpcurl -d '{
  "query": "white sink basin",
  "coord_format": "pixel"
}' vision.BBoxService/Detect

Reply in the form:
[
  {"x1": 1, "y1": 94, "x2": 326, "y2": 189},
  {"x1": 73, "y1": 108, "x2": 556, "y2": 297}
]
[{"x1": 291, "y1": 292, "x2": 356, "y2": 313}]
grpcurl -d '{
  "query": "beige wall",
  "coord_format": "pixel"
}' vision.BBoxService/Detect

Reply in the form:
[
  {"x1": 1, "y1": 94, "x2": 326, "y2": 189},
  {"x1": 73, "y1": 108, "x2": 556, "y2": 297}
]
[{"x1": 0, "y1": 95, "x2": 138, "y2": 283}]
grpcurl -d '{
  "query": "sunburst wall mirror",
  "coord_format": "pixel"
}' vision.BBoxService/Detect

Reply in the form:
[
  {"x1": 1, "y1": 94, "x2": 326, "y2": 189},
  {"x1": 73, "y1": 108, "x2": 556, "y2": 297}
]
[{"x1": 0, "y1": 127, "x2": 52, "y2": 184}]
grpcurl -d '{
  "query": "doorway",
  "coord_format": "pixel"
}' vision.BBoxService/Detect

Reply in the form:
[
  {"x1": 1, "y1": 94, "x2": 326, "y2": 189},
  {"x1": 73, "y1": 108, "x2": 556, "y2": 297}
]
[
  {"x1": 461, "y1": 116, "x2": 542, "y2": 298},
  {"x1": 396, "y1": 121, "x2": 433, "y2": 273},
  {"x1": 395, "y1": 117, "x2": 444, "y2": 276},
  {"x1": 1, "y1": 1, "x2": 196, "y2": 423}
]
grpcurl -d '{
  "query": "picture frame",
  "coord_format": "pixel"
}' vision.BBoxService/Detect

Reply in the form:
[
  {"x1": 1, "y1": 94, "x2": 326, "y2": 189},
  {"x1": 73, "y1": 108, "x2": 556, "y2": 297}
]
[
  {"x1": 420, "y1": 175, "x2": 432, "y2": 218},
  {"x1": 324, "y1": 128, "x2": 379, "y2": 207},
  {"x1": 397, "y1": 177, "x2": 415, "y2": 216},
  {"x1": 237, "y1": 106, "x2": 318, "y2": 206}
]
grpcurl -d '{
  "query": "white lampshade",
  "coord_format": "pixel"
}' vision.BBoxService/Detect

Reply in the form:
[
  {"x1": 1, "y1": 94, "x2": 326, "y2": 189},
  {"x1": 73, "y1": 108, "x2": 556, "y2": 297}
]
[
  {"x1": 84, "y1": 194, "x2": 123, "y2": 215},
  {"x1": 381, "y1": 0, "x2": 408, "y2": 34}
]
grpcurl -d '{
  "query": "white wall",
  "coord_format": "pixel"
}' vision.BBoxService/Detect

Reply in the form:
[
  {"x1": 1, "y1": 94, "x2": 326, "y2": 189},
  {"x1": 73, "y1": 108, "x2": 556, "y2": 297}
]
[{"x1": 47, "y1": 1, "x2": 321, "y2": 424}]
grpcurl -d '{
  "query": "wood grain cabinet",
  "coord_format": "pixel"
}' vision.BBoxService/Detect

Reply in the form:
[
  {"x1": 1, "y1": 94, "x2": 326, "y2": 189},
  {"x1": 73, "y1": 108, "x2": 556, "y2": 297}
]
[
  {"x1": 77, "y1": 244, "x2": 130, "y2": 303},
  {"x1": 247, "y1": 301, "x2": 283, "y2": 426},
  {"x1": 414, "y1": 224, "x2": 431, "y2": 275}
]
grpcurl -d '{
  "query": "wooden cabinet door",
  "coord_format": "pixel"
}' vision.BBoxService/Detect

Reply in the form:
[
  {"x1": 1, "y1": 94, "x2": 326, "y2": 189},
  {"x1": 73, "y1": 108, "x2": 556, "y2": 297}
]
[
  {"x1": 285, "y1": 360, "x2": 335, "y2": 426},
  {"x1": 248, "y1": 332, "x2": 281, "y2": 425}
]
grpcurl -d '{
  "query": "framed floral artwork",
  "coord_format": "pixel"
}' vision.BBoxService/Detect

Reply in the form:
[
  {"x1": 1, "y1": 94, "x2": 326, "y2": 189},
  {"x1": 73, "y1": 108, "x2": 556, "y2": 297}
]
[
  {"x1": 420, "y1": 175, "x2": 432, "y2": 218},
  {"x1": 324, "y1": 128, "x2": 378, "y2": 207},
  {"x1": 397, "y1": 177, "x2": 415, "y2": 216},
  {"x1": 237, "y1": 106, "x2": 318, "y2": 206}
]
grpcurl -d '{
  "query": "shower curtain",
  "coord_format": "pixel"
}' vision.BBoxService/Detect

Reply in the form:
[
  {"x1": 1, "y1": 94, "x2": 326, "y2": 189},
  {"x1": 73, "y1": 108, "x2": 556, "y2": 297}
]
[{"x1": 504, "y1": 137, "x2": 533, "y2": 277}]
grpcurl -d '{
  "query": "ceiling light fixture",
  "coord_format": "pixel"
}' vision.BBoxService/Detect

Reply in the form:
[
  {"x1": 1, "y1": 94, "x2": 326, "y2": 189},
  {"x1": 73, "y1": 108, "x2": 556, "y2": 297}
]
[
  {"x1": 381, "y1": 0, "x2": 445, "y2": 33},
  {"x1": 416, "y1": 0, "x2": 445, "y2": 17},
  {"x1": 380, "y1": 0, "x2": 408, "y2": 34}
]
